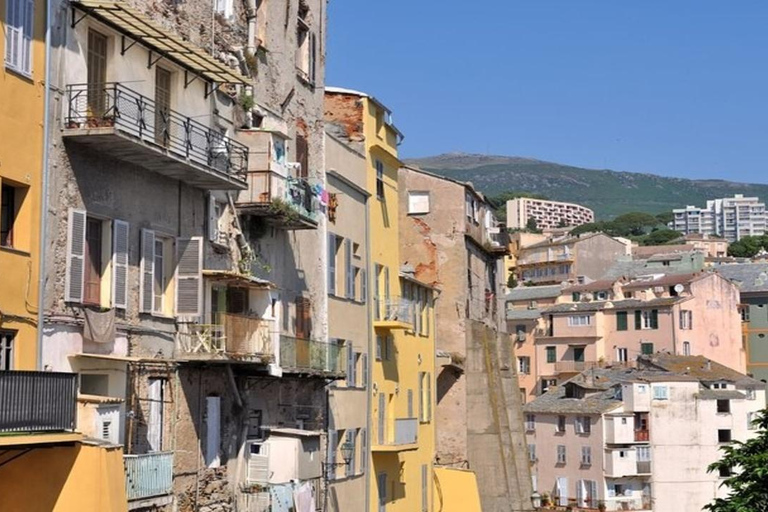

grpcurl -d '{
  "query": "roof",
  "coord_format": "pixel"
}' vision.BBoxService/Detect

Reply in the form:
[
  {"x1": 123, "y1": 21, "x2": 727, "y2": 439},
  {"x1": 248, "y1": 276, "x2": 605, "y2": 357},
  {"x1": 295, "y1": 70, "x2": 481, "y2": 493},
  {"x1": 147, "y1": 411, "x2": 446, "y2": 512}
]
[
  {"x1": 543, "y1": 296, "x2": 684, "y2": 314},
  {"x1": 697, "y1": 389, "x2": 746, "y2": 400},
  {"x1": 564, "y1": 280, "x2": 617, "y2": 293},
  {"x1": 72, "y1": 0, "x2": 248, "y2": 85},
  {"x1": 716, "y1": 263, "x2": 768, "y2": 293},
  {"x1": 202, "y1": 270, "x2": 274, "y2": 288},
  {"x1": 638, "y1": 354, "x2": 762, "y2": 386},
  {"x1": 325, "y1": 86, "x2": 404, "y2": 140},
  {"x1": 506, "y1": 309, "x2": 542, "y2": 321},
  {"x1": 506, "y1": 285, "x2": 562, "y2": 302},
  {"x1": 524, "y1": 232, "x2": 615, "y2": 250},
  {"x1": 400, "y1": 165, "x2": 489, "y2": 203},
  {"x1": 632, "y1": 245, "x2": 696, "y2": 258},
  {"x1": 623, "y1": 272, "x2": 700, "y2": 289}
]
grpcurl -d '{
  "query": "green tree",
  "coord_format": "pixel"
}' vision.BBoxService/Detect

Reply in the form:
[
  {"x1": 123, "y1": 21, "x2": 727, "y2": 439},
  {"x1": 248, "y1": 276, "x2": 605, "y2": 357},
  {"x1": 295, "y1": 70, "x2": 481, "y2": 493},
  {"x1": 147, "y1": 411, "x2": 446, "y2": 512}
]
[
  {"x1": 609, "y1": 212, "x2": 660, "y2": 237},
  {"x1": 705, "y1": 410, "x2": 768, "y2": 512},
  {"x1": 525, "y1": 217, "x2": 541, "y2": 233},
  {"x1": 729, "y1": 235, "x2": 768, "y2": 258},
  {"x1": 655, "y1": 211, "x2": 674, "y2": 225},
  {"x1": 641, "y1": 229, "x2": 683, "y2": 246},
  {"x1": 570, "y1": 221, "x2": 608, "y2": 237}
]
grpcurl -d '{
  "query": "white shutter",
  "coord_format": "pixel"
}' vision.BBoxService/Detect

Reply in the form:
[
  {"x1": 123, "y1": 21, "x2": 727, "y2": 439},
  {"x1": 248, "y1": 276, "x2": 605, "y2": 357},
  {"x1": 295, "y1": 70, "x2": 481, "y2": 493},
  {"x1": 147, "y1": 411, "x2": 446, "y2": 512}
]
[
  {"x1": 207, "y1": 195, "x2": 218, "y2": 242},
  {"x1": 247, "y1": 443, "x2": 269, "y2": 484},
  {"x1": 426, "y1": 374, "x2": 432, "y2": 422},
  {"x1": 205, "y1": 396, "x2": 221, "y2": 468},
  {"x1": 345, "y1": 239, "x2": 353, "y2": 298},
  {"x1": 176, "y1": 237, "x2": 203, "y2": 316},
  {"x1": 139, "y1": 229, "x2": 155, "y2": 313},
  {"x1": 346, "y1": 343, "x2": 355, "y2": 387},
  {"x1": 576, "y1": 480, "x2": 584, "y2": 507},
  {"x1": 360, "y1": 428, "x2": 367, "y2": 474},
  {"x1": 147, "y1": 378, "x2": 163, "y2": 451},
  {"x1": 361, "y1": 353, "x2": 368, "y2": 389},
  {"x1": 327, "y1": 233, "x2": 336, "y2": 295},
  {"x1": 589, "y1": 480, "x2": 598, "y2": 507},
  {"x1": 5, "y1": 0, "x2": 20, "y2": 70},
  {"x1": 112, "y1": 220, "x2": 129, "y2": 309},
  {"x1": 22, "y1": 0, "x2": 33, "y2": 74},
  {"x1": 65, "y1": 208, "x2": 87, "y2": 303}
]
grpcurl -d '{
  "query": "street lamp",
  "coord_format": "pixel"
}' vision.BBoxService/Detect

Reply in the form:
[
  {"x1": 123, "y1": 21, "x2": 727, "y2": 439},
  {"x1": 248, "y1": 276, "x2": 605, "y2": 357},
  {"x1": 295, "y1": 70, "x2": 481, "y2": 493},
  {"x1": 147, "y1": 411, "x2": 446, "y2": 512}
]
[
  {"x1": 339, "y1": 439, "x2": 354, "y2": 466},
  {"x1": 531, "y1": 491, "x2": 541, "y2": 509}
]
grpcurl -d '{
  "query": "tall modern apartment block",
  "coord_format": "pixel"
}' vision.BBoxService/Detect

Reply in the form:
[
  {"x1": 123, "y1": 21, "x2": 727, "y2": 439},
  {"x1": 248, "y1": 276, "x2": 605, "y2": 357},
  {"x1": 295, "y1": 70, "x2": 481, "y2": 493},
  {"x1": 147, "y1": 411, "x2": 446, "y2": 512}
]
[
  {"x1": 672, "y1": 194, "x2": 766, "y2": 242},
  {"x1": 507, "y1": 198, "x2": 594, "y2": 231}
]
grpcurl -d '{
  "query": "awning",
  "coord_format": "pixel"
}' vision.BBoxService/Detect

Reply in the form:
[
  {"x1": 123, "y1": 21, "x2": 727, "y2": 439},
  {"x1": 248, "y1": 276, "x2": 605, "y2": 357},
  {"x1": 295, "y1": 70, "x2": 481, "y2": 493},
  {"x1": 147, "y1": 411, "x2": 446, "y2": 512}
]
[
  {"x1": 264, "y1": 427, "x2": 322, "y2": 437},
  {"x1": 72, "y1": 353, "x2": 143, "y2": 363},
  {"x1": 71, "y1": 0, "x2": 249, "y2": 85},
  {"x1": 203, "y1": 269, "x2": 275, "y2": 289}
]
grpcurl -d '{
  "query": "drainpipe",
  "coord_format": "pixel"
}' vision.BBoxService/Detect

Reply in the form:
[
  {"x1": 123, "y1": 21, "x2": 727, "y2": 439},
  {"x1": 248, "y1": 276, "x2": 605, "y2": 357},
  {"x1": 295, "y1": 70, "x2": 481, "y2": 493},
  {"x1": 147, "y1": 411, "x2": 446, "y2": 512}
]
[
  {"x1": 36, "y1": 0, "x2": 53, "y2": 370},
  {"x1": 363, "y1": 192, "x2": 372, "y2": 510}
]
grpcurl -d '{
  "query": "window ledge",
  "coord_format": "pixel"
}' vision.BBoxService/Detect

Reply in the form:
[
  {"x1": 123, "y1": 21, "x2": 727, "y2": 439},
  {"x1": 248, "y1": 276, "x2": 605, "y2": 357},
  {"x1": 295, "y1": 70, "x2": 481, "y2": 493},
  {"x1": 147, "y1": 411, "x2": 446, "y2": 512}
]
[
  {"x1": 4, "y1": 65, "x2": 34, "y2": 82},
  {"x1": 0, "y1": 246, "x2": 31, "y2": 257}
]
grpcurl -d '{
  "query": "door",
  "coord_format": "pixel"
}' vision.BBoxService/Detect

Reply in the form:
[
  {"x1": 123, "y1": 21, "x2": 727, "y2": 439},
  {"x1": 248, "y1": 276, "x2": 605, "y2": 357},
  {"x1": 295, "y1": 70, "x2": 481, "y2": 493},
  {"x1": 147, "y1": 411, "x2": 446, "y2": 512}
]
[
  {"x1": 377, "y1": 473, "x2": 387, "y2": 512},
  {"x1": 87, "y1": 29, "x2": 108, "y2": 118},
  {"x1": 154, "y1": 67, "x2": 172, "y2": 146},
  {"x1": 205, "y1": 396, "x2": 221, "y2": 468},
  {"x1": 83, "y1": 217, "x2": 102, "y2": 305},
  {"x1": 573, "y1": 347, "x2": 585, "y2": 362},
  {"x1": 147, "y1": 378, "x2": 164, "y2": 451}
]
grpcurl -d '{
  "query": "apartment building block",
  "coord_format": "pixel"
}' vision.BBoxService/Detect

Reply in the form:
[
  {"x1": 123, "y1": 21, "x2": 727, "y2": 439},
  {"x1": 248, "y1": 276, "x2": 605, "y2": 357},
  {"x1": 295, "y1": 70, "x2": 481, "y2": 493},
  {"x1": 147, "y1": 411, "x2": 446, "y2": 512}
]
[
  {"x1": 524, "y1": 356, "x2": 765, "y2": 512},
  {"x1": 672, "y1": 194, "x2": 766, "y2": 242},
  {"x1": 398, "y1": 166, "x2": 533, "y2": 512},
  {"x1": 517, "y1": 233, "x2": 630, "y2": 286},
  {"x1": 507, "y1": 198, "x2": 594, "y2": 231}
]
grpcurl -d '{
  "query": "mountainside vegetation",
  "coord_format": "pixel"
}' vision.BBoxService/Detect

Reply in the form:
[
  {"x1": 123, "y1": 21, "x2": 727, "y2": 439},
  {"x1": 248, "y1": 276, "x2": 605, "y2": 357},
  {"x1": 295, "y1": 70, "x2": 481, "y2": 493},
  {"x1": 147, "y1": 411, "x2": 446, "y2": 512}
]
[{"x1": 407, "y1": 153, "x2": 768, "y2": 220}]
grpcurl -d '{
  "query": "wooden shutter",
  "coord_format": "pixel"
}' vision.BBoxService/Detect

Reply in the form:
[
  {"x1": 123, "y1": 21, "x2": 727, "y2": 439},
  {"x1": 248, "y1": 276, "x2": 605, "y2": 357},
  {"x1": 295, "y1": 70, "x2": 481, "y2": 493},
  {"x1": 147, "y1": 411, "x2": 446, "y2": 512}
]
[
  {"x1": 147, "y1": 378, "x2": 164, "y2": 451},
  {"x1": 346, "y1": 344, "x2": 355, "y2": 387},
  {"x1": 361, "y1": 353, "x2": 368, "y2": 388},
  {"x1": 139, "y1": 229, "x2": 155, "y2": 313},
  {"x1": 426, "y1": 374, "x2": 432, "y2": 422},
  {"x1": 296, "y1": 133, "x2": 309, "y2": 178},
  {"x1": 407, "y1": 389, "x2": 414, "y2": 418},
  {"x1": 418, "y1": 372, "x2": 424, "y2": 421},
  {"x1": 377, "y1": 393, "x2": 385, "y2": 444},
  {"x1": 617, "y1": 311, "x2": 627, "y2": 331},
  {"x1": 5, "y1": 0, "x2": 20, "y2": 70},
  {"x1": 295, "y1": 297, "x2": 311, "y2": 339},
  {"x1": 21, "y1": 0, "x2": 32, "y2": 73},
  {"x1": 205, "y1": 396, "x2": 221, "y2": 468},
  {"x1": 176, "y1": 237, "x2": 203, "y2": 316},
  {"x1": 650, "y1": 309, "x2": 659, "y2": 329},
  {"x1": 327, "y1": 233, "x2": 336, "y2": 295},
  {"x1": 345, "y1": 429, "x2": 356, "y2": 477},
  {"x1": 360, "y1": 428, "x2": 367, "y2": 474},
  {"x1": 345, "y1": 239, "x2": 353, "y2": 299},
  {"x1": 112, "y1": 220, "x2": 129, "y2": 309},
  {"x1": 360, "y1": 267, "x2": 367, "y2": 303},
  {"x1": 421, "y1": 464, "x2": 428, "y2": 512},
  {"x1": 65, "y1": 208, "x2": 87, "y2": 303},
  {"x1": 309, "y1": 33, "x2": 317, "y2": 83},
  {"x1": 634, "y1": 310, "x2": 642, "y2": 330},
  {"x1": 327, "y1": 430, "x2": 337, "y2": 481},
  {"x1": 207, "y1": 195, "x2": 218, "y2": 242}
]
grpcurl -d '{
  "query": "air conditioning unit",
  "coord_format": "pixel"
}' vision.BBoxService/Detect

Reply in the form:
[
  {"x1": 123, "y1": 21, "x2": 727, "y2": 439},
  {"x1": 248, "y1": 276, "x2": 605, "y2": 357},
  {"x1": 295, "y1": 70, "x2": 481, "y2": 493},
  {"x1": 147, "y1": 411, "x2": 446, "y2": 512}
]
[{"x1": 245, "y1": 440, "x2": 270, "y2": 484}]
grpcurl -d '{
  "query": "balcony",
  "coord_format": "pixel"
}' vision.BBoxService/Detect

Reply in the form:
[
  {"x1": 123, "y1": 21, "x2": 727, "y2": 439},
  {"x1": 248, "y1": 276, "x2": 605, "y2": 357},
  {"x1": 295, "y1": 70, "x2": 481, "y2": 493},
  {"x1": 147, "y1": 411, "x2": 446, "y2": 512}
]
[
  {"x1": 63, "y1": 83, "x2": 248, "y2": 191},
  {"x1": 636, "y1": 460, "x2": 651, "y2": 474},
  {"x1": 554, "y1": 360, "x2": 597, "y2": 374},
  {"x1": 634, "y1": 430, "x2": 650, "y2": 442},
  {"x1": 124, "y1": 452, "x2": 174, "y2": 502},
  {"x1": 177, "y1": 313, "x2": 276, "y2": 364},
  {"x1": 373, "y1": 418, "x2": 419, "y2": 453},
  {"x1": 236, "y1": 172, "x2": 319, "y2": 229},
  {"x1": 603, "y1": 495, "x2": 651, "y2": 512},
  {"x1": 279, "y1": 336, "x2": 344, "y2": 378},
  {"x1": 373, "y1": 297, "x2": 414, "y2": 329},
  {"x1": 0, "y1": 371, "x2": 78, "y2": 440}
]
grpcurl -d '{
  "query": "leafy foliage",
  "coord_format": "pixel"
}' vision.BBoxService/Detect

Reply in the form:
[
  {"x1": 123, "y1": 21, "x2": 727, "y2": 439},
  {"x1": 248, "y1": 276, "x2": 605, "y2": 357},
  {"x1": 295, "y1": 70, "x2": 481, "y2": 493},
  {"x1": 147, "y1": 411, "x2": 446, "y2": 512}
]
[
  {"x1": 729, "y1": 236, "x2": 768, "y2": 258},
  {"x1": 569, "y1": 212, "x2": 665, "y2": 238},
  {"x1": 705, "y1": 410, "x2": 768, "y2": 512},
  {"x1": 526, "y1": 217, "x2": 542, "y2": 234},
  {"x1": 641, "y1": 229, "x2": 683, "y2": 246}
]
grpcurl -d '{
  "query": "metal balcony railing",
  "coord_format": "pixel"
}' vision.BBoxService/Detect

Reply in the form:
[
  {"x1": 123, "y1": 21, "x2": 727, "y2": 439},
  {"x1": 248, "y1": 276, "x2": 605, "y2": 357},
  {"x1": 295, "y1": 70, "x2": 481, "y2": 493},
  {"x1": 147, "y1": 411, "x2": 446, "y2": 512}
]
[
  {"x1": 0, "y1": 371, "x2": 77, "y2": 433},
  {"x1": 237, "y1": 170, "x2": 320, "y2": 227},
  {"x1": 279, "y1": 336, "x2": 343, "y2": 374},
  {"x1": 177, "y1": 313, "x2": 276, "y2": 361},
  {"x1": 124, "y1": 452, "x2": 174, "y2": 501},
  {"x1": 65, "y1": 83, "x2": 248, "y2": 181},
  {"x1": 636, "y1": 460, "x2": 651, "y2": 474},
  {"x1": 373, "y1": 296, "x2": 414, "y2": 324}
]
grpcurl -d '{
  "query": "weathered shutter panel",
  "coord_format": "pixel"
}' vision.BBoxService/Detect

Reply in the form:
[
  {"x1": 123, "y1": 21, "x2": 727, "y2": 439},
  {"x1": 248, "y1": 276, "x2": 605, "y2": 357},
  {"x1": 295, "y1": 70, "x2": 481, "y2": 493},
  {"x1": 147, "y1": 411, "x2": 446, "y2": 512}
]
[
  {"x1": 375, "y1": 335, "x2": 382, "y2": 361},
  {"x1": 327, "y1": 233, "x2": 336, "y2": 295},
  {"x1": 309, "y1": 33, "x2": 317, "y2": 83},
  {"x1": 147, "y1": 378, "x2": 163, "y2": 451},
  {"x1": 421, "y1": 464, "x2": 428, "y2": 512},
  {"x1": 378, "y1": 393, "x2": 385, "y2": 444},
  {"x1": 345, "y1": 239, "x2": 353, "y2": 299},
  {"x1": 327, "y1": 430, "x2": 337, "y2": 481},
  {"x1": 418, "y1": 372, "x2": 424, "y2": 421},
  {"x1": 112, "y1": 220, "x2": 129, "y2": 309},
  {"x1": 407, "y1": 389, "x2": 414, "y2": 418},
  {"x1": 650, "y1": 309, "x2": 659, "y2": 329},
  {"x1": 346, "y1": 344, "x2": 355, "y2": 387},
  {"x1": 205, "y1": 396, "x2": 221, "y2": 468},
  {"x1": 361, "y1": 353, "x2": 368, "y2": 388},
  {"x1": 207, "y1": 195, "x2": 218, "y2": 242},
  {"x1": 426, "y1": 374, "x2": 432, "y2": 422},
  {"x1": 634, "y1": 310, "x2": 642, "y2": 330},
  {"x1": 617, "y1": 311, "x2": 627, "y2": 331},
  {"x1": 176, "y1": 237, "x2": 203, "y2": 316},
  {"x1": 296, "y1": 133, "x2": 309, "y2": 178},
  {"x1": 139, "y1": 229, "x2": 155, "y2": 313},
  {"x1": 359, "y1": 428, "x2": 367, "y2": 474},
  {"x1": 360, "y1": 267, "x2": 367, "y2": 303},
  {"x1": 22, "y1": 0, "x2": 33, "y2": 73},
  {"x1": 5, "y1": 0, "x2": 20, "y2": 70},
  {"x1": 65, "y1": 208, "x2": 87, "y2": 303}
]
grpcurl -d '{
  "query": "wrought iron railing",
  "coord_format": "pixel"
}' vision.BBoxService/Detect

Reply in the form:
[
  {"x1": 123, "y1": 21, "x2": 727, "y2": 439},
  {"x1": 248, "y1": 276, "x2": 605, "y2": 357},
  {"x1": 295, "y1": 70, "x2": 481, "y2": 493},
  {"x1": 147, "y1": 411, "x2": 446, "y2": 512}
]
[
  {"x1": 279, "y1": 336, "x2": 343, "y2": 374},
  {"x1": 373, "y1": 296, "x2": 414, "y2": 324},
  {"x1": 0, "y1": 371, "x2": 77, "y2": 433},
  {"x1": 65, "y1": 83, "x2": 248, "y2": 180},
  {"x1": 177, "y1": 313, "x2": 275, "y2": 360},
  {"x1": 124, "y1": 452, "x2": 174, "y2": 501}
]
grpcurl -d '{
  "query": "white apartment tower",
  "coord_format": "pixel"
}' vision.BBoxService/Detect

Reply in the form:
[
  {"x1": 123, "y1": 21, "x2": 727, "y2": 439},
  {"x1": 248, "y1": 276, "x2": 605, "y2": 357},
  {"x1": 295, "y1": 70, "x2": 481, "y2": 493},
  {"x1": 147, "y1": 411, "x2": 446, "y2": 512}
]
[
  {"x1": 507, "y1": 198, "x2": 595, "y2": 230},
  {"x1": 672, "y1": 194, "x2": 766, "y2": 242}
]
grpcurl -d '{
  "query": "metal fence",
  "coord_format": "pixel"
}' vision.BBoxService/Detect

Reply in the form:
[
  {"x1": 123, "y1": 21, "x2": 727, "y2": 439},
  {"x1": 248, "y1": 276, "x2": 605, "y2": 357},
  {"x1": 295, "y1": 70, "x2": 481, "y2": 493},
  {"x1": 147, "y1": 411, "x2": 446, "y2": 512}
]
[
  {"x1": 124, "y1": 452, "x2": 174, "y2": 501},
  {"x1": 0, "y1": 371, "x2": 77, "y2": 433},
  {"x1": 65, "y1": 83, "x2": 248, "y2": 180},
  {"x1": 279, "y1": 336, "x2": 343, "y2": 373},
  {"x1": 373, "y1": 296, "x2": 414, "y2": 324}
]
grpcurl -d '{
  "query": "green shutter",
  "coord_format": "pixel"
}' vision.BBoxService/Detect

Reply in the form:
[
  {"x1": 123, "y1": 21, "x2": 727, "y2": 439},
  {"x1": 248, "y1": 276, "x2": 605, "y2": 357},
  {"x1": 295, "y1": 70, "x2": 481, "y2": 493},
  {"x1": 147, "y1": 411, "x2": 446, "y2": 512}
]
[
  {"x1": 641, "y1": 343, "x2": 654, "y2": 355},
  {"x1": 635, "y1": 310, "x2": 642, "y2": 330},
  {"x1": 651, "y1": 309, "x2": 659, "y2": 329},
  {"x1": 617, "y1": 312, "x2": 628, "y2": 331},
  {"x1": 547, "y1": 346, "x2": 556, "y2": 363}
]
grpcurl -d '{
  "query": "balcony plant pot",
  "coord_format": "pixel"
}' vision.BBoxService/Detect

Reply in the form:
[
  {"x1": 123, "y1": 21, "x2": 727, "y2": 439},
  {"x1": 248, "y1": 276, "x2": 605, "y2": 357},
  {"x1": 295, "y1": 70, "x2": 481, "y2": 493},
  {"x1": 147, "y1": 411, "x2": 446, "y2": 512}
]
[{"x1": 66, "y1": 120, "x2": 81, "y2": 129}]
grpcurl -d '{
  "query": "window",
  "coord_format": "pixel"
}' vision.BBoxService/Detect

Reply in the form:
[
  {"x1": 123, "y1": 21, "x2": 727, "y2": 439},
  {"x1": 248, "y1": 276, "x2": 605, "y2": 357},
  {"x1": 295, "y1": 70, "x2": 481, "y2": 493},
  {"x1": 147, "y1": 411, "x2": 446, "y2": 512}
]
[
  {"x1": 556, "y1": 445, "x2": 566, "y2": 464},
  {"x1": 636, "y1": 309, "x2": 659, "y2": 330},
  {"x1": 746, "y1": 388, "x2": 756, "y2": 400},
  {"x1": 682, "y1": 341, "x2": 691, "y2": 356},
  {"x1": 557, "y1": 415, "x2": 566, "y2": 433},
  {"x1": 581, "y1": 446, "x2": 592, "y2": 466},
  {"x1": 616, "y1": 347, "x2": 628, "y2": 363},
  {"x1": 153, "y1": 238, "x2": 165, "y2": 313},
  {"x1": 567, "y1": 315, "x2": 591, "y2": 327},
  {"x1": 717, "y1": 400, "x2": 731, "y2": 414},
  {"x1": 680, "y1": 310, "x2": 693, "y2": 330},
  {"x1": 541, "y1": 379, "x2": 556, "y2": 394},
  {"x1": 0, "y1": 331, "x2": 14, "y2": 370},
  {"x1": 652, "y1": 385, "x2": 668, "y2": 400},
  {"x1": 740, "y1": 306, "x2": 750, "y2": 323},
  {"x1": 525, "y1": 414, "x2": 535, "y2": 431},
  {"x1": 575, "y1": 416, "x2": 591, "y2": 434},
  {"x1": 1, "y1": 182, "x2": 27, "y2": 249},
  {"x1": 636, "y1": 446, "x2": 651, "y2": 462},
  {"x1": 596, "y1": 291, "x2": 608, "y2": 301},
  {"x1": 719, "y1": 466, "x2": 732, "y2": 478},
  {"x1": 376, "y1": 334, "x2": 390, "y2": 361},
  {"x1": 718, "y1": 429, "x2": 732, "y2": 443},
  {"x1": 296, "y1": 8, "x2": 316, "y2": 84},
  {"x1": 408, "y1": 191, "x2": 430, "y2": 215},
  {"x1": 214, "y1": 0, "x2": 233, "y2": 18},
  {"x1": 517, "y1": 356, "x2": 531, "y2": 375},
  {"x1": 641, "y1": 342, "x2": 654, "y2": 355},
  {"x1": 546, "y1": 346, "x2": 557, "y2": 363},
  {"x1": 528, "y1": 443, "x2": 537, "y2": 462},
  {"x1": 573, "y1": 347, "x2": 585, "y2": 362},
  {"x1": 345, "y1": 429, "x2": 358, "y2": 477},
  {"x1": 572, "y1": 292, "x2": 581, "y2": 302},
  {"x1": 375, "y1": 160, "x2": 385, "y2": 200},
  {"x1": 616, "y1": 311, "x2": 628, "y2": 331},
  {"x1": 748, "y1": 412, "x2": 758, "y2": 430},
  {"x1": 4, "y1": 0, "x2": 34, "y2": 75},
  {"x1": 205, "y1": 396, "x2": 221, "y2": 468}
]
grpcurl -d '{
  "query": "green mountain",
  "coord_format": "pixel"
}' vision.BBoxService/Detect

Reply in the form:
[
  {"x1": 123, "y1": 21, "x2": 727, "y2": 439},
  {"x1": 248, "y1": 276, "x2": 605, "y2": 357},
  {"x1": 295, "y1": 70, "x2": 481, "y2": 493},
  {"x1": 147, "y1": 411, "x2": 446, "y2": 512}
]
[{"x1": 405, "y1": 153, "x2": 768, "y2": 219}]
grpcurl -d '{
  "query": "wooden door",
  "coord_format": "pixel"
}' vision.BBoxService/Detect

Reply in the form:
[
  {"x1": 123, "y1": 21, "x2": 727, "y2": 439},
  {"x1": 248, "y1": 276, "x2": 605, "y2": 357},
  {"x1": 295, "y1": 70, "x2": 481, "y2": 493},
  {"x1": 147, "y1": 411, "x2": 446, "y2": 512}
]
[
  {"x1": 155, "y1": 68, "x2": 172, "y2": 146},
  {"x1": 83, "y1": 218, "x2": 102, "y2": 305},
  {"x1": 87, "y1": 30, "x2": 108, "y2": 118}
]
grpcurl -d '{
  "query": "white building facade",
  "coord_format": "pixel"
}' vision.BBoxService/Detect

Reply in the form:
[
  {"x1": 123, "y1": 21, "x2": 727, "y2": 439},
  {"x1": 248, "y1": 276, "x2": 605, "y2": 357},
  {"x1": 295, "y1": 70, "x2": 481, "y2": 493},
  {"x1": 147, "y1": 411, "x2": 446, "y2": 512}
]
[
  {"x1": 507, "y1": 198, "x2": 595, "y2": 230},
  {"x1": 672, "y1": 194, "x2": 766, "y2": 242}
]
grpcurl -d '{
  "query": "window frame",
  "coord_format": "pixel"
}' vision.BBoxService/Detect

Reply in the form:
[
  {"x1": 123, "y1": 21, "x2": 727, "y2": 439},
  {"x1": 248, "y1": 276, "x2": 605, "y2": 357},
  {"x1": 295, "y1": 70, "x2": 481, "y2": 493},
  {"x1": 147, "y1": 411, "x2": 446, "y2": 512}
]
[
  {"x1": 0, "y1": 330, "x2": 15, "y2": 370},
  {"x1": 407, "y1": 191, "x2": 430, "y2": 215},
  {"x1": 4, "y1": 0, "x2": 34, "y2": 76},
  {"x1": 375, "y1": 160, "x2": 385, "y2": 201}
]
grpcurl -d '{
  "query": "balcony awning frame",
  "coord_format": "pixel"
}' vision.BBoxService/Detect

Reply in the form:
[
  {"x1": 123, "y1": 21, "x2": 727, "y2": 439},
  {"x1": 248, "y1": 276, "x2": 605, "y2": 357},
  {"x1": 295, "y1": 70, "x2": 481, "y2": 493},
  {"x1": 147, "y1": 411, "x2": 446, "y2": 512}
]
[{"x1": 70, "y1": 0, "x2": 249, "y2": 95}]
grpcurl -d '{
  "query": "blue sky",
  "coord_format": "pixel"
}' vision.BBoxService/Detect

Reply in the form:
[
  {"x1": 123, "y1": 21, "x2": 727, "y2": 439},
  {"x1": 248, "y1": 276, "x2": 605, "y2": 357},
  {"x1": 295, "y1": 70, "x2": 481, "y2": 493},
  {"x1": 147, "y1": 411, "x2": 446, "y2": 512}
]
[{"x1": 326, "y1": 1, "x2": 768, "y2": 183}]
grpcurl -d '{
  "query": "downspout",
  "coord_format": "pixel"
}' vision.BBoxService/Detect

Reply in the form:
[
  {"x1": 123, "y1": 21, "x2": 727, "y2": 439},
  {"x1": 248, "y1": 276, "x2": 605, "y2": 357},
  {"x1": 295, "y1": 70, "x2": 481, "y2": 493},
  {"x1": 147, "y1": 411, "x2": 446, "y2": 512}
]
[
  {"x1": 363, "y1": 192, "x2": 372, "y2": 511},
  {"x1": 36, "y1": 0, "x2": 53, "y2": 370}
]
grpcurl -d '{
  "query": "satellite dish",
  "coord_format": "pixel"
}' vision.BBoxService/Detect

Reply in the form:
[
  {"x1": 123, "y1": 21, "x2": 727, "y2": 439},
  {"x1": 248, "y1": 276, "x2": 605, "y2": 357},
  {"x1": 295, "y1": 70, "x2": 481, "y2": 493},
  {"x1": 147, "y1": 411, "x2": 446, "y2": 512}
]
[{"x1": 674, "y1": 284, "x2": 685, "y2": 293}]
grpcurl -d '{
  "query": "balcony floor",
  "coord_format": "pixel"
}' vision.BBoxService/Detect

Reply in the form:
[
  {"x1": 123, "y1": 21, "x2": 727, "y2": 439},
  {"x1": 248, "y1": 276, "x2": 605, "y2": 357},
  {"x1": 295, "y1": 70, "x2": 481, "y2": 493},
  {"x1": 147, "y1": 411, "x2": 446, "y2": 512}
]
[
  {"x1": 63, "y1": 128, "x2": 247, "y2": 191},
  {"x1": 372, "y1": 442, "x2": 419, "y2": 453},
  {"x1": 237, "y1": 203, "x2": 319, "y2": 230},
  {"x1": 0, "y1": 432, "x2": 83, "y2": 447},
  {"x1": 373, "y1": 320, "x2": 412, "y2": 330}
]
